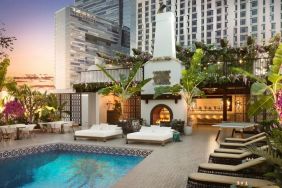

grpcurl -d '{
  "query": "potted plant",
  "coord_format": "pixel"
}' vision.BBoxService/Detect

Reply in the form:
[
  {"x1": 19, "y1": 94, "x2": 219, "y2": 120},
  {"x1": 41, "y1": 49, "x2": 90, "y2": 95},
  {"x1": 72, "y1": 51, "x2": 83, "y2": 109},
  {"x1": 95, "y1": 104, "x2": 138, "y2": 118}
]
[{"x1": 154, "y1": 48, "x2": 213, "y2": 135}]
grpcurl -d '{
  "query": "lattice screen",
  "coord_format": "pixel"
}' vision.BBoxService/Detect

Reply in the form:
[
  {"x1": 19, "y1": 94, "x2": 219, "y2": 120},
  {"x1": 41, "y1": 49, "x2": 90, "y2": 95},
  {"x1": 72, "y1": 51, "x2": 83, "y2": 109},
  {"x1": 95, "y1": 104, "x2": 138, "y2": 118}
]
[
  {"x1": 123, "y1": 95, "x2": 141, "y2": 120},
  {"x1": 56, "y1": 93, "x2": 81, "y2": 125}
]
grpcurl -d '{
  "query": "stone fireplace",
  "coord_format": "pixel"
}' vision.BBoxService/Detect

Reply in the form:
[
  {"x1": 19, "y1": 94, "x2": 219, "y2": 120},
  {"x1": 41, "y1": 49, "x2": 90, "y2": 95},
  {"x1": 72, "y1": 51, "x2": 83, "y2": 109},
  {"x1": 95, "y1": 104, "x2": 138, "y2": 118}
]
[{"x1": 150, "y1": 104, "x2": 173, "y2": 125}]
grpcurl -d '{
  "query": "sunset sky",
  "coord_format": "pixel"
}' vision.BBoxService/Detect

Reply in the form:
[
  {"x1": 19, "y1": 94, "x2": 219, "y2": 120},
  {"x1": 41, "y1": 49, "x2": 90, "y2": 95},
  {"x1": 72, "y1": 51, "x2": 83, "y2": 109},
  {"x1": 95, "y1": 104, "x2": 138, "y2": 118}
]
[{"x1": 0, "y1": 0, "x2": 73, "y2": 76}]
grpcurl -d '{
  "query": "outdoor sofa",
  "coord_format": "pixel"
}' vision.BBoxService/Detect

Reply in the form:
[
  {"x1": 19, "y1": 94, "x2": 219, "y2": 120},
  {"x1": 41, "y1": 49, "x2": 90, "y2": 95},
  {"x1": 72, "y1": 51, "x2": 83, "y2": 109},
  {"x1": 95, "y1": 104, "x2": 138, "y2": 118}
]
[
  {"x1": 74, "y1": 124, "x2": 123, "y2": 142},
  {"x1": 126, "y1": 126, "x2": 173, "y2": 146},
  {"x1": 187, "y1": 172, "x2": 277, "y2": 188}
]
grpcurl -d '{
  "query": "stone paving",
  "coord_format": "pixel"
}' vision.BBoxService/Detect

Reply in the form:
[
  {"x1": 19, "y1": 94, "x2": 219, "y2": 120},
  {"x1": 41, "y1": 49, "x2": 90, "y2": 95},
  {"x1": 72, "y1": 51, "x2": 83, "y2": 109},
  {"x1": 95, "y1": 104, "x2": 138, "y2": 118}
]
[{"x1": 0, "y1": 126, "x2": 230, "y2": 188}]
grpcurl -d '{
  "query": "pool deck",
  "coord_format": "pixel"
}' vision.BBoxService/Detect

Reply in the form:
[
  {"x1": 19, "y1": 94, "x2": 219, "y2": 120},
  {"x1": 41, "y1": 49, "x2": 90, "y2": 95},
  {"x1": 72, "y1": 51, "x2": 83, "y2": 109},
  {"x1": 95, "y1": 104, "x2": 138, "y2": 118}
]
[{"x1": 0, "y1": 126, "x2": 227, "y2": 188}]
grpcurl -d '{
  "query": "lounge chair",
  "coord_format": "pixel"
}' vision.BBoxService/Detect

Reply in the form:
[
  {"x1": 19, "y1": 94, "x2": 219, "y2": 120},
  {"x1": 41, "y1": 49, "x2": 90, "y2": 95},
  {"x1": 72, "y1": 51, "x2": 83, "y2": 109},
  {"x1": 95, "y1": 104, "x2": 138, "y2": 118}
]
[
  {"x1": 187, "y1": 173, "x2": 276, "y2": 188},
  {"x1": 220, "y1": 136, "x2": 266, "y2": 149},
  {"x1": 209, "y1": 145, "x2": 268, "y2": 165},
  {"x1": 214, "y1": 148, "x2": 246, "y2": 154},
  {"x1": 225, "y1": 132, "x2": 266, "y2": 143},
  {"x1": 21, "y1": 124, "x2": 37, "y2": 138},
  {"x1": 198, "y1": 157, "x2": 266, "y2": 179},
  {"x1": 0, "y1": 126, "x2": 15, "y2": 140},
  {"x1": 126, "y1": 126, "x2": 173, "y2": 146},
  {"x1": 74, "y1": 124, "x2": 123, "y2": 142}
]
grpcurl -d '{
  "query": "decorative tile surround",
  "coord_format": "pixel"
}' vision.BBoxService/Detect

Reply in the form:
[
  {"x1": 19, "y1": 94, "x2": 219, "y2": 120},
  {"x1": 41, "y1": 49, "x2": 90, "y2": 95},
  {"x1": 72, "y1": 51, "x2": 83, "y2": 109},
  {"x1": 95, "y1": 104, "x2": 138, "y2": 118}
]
[{"x1": 0, "y1": 143, "x2": 153, "y2": 160}]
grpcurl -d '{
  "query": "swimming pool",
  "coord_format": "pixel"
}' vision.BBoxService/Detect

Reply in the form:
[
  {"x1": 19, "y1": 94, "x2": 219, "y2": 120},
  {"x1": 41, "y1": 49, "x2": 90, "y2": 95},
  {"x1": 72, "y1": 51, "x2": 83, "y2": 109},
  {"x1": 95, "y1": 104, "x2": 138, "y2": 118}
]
[{"x1": 0, "y1": 143, "x2": 152, "y2": 188}]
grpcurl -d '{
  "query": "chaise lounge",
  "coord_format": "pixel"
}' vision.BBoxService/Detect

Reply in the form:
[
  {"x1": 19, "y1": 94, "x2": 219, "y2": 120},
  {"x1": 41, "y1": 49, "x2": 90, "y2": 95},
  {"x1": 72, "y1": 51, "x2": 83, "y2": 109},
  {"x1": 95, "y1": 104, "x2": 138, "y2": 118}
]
[
  {"x1": 225, "y1": 132, "x2": 266, "y2": 143},
  {"x1": 198, "y1": 157, "x2": 266, "y2": 179},
  {"x1": 187, "y1": 173, "x2": 277, "y2": 188},
  {"x1": 209, "y1": 145, "x2": 268, "y2": 165},
  {"x1": 220, "y1": 136, "x2": 266, "y2": 149},
  {"x1": 126, "y1": 126, "x2": 173, "y2": 146},
  {"x1": 74, "y1": 124, "x2": 123, "y2": 142}
]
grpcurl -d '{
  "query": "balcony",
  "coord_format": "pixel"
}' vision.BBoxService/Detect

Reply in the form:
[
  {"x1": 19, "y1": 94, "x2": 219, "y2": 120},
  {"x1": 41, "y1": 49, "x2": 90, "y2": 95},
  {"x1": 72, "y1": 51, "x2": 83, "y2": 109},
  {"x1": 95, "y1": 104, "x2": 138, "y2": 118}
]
[{"x1": 79, "y1": 67, "x2": 144, "y2": 83}]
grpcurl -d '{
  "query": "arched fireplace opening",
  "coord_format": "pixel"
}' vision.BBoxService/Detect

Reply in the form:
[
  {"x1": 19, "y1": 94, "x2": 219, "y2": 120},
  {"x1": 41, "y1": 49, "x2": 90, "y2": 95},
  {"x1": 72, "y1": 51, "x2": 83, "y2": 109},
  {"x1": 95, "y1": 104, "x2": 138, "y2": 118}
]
[{"x1": 150, "y1": 104, "x2": 173, "y2": 125}]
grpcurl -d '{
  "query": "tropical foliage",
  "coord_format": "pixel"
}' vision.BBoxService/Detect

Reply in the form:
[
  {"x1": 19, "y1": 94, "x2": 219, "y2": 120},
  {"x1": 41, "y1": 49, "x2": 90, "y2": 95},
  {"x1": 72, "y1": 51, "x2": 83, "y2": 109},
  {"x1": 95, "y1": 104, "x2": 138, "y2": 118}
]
[
  {"x1": 0, "y1": 58, "x2": 17, "y2": 93},
  {"x1": 233, "y1": 44, "x2": 282, "y2": 117},
  {"x1": 97, "y1": 62, "x2": 151, "y2": 119},
  {"x1": 97, "y1": 48, "x2": 152, "y2": 67},
  {"x1": 8, "y1": 84, "x2": 48, "y2": 123},
  {"x1": 3, "y1": 100, "x2": 25, "y2": 123},
  {"x1": 248, "y1": 129, "x2": 282, "y2": 186},
  {"x1": 177, "y1": 34, "x2": 280, "y2": 85}
]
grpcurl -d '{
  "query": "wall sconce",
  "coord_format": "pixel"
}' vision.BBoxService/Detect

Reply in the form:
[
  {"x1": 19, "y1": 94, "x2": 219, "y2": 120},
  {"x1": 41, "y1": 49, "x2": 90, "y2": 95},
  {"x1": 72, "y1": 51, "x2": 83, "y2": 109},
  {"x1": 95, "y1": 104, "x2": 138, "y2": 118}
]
[{"x1": 235, "y1": 100, "x2": 241, "y2": 110}]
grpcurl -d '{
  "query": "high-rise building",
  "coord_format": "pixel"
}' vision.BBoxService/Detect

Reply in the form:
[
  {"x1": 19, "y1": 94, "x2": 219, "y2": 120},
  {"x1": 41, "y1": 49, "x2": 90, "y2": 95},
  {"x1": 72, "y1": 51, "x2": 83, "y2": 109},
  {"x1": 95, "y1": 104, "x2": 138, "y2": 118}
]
[
  {"x1": 55, "y1": 6, "x2": 129, "y2": 89},
  {"x1": 74, "y1": 0, "x2": 132, "y2": 28},
  {"x1": 133, "y1": 0, "x2": 282, "y2": 53}
]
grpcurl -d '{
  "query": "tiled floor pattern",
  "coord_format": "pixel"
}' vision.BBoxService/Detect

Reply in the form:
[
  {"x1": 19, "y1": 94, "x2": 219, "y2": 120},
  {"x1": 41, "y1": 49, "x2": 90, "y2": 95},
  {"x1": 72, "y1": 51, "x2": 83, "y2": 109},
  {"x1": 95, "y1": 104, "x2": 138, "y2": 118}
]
[{"x1": 0, "y1": 126, "x2": 232, "y2": 188}]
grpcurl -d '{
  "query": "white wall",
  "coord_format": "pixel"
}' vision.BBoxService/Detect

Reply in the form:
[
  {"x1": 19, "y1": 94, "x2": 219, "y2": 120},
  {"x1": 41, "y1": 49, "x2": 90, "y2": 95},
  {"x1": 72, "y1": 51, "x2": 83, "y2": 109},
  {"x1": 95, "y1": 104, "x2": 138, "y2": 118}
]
[
  {"x1": 142, "y1": 59, "x2": 183, "y2": 94},
  {"x1": 55, "y1": 7, "x2": 70, "y2": 89},
  {"x1": 98, "y1": 94, "x2": 117, "y2": 123},
  {"x1": 81, "y1": 93, "x2": 99, "y2": 128},
  {"x1": 153, "y1": 12, "x2": 176, "y2": 58}
]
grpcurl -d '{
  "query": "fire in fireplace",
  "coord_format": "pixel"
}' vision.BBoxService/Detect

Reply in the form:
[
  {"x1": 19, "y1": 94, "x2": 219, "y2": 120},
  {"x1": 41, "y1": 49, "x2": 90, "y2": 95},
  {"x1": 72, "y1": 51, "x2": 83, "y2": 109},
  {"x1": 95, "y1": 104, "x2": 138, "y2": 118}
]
[{"x1": 150, "y1": 104, "x2": 173, "y2": 125}]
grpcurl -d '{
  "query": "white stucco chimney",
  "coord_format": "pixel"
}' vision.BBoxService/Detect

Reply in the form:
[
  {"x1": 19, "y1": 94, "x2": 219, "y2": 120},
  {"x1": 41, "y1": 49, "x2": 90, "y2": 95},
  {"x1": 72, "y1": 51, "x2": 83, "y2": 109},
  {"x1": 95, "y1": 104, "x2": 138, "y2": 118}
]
[{"x1": 153, "y1": 12, "x2": 176, "y2": 58}]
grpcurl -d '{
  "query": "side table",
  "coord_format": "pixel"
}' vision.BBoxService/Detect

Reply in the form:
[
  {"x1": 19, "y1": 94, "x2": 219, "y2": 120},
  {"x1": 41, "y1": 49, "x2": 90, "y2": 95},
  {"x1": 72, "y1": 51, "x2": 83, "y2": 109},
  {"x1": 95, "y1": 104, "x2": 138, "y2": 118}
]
[{"x1": 173, "y1": 131, "x2": 181, "y2": 142}]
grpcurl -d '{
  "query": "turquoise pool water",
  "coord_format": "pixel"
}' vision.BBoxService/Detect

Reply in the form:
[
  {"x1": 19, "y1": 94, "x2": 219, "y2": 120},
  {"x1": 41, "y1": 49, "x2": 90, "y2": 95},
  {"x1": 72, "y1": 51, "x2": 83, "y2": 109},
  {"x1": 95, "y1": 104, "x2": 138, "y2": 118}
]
[{"x1": 0, "y1": 151, "x2": 143, "y2": 188}]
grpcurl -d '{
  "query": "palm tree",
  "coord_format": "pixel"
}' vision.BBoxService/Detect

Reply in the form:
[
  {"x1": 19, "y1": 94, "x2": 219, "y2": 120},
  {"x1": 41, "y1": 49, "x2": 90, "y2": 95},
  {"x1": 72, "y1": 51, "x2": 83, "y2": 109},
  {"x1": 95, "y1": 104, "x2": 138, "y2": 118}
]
[
  {"x1": 97, "y1": 62, "x2": 151, "y2": 120},
  {"x1": 0, "y1": 58, "x2": 16, "y2": 92}
]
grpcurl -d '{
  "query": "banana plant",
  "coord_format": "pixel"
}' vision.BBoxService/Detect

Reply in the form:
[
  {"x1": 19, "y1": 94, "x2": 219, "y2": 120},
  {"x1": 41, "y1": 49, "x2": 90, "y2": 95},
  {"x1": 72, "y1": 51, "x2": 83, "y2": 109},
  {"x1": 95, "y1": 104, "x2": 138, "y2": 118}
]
[
  {"x1": 233, "y1": 44, "x2": 282, "y2": 117},
  {"x1": 154, "y1": 49, "x2": 209, "y2": 111},
  {"x1": 97, "y1": 62, "x2": 151, "y2": 120}
]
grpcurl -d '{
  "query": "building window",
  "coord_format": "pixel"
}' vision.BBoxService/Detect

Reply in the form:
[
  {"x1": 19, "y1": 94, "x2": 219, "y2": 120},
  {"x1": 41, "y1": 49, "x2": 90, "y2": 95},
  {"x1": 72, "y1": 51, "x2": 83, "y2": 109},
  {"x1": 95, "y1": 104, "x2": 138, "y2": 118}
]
[
  {"x1": 271, "y1": 23, "x2": 276, "y2": 29},
  {"x1": 251, "y1": 1, "x2": 258, "y2": 8},
  {"x1": 240, "y1": 27, "x2": 248, "y2": 33},
  {"x1": 207, "y1": 25, "x2": 213, "y2": 30},
  {"x1": 251, "y1": 9, "x2": 257, "y2": 16},
  {"x1": 207, "y1": 17, "x2": 213, "y2": 23},
  {"x1": 207, "y1": 10, "x2": 213, "y2": 16},
  {"x1": 251, "y1": 17, "x2": 257, "y2": 24},
  {"x1": 240, "y1": 4, "x2": 246, "y2": 9},
  {"x1": 240, "y1": 19, "x2": 246, "y2": 25},
  {"x1": 240, "y1": 11, "x2": 246, "y2": 17}
]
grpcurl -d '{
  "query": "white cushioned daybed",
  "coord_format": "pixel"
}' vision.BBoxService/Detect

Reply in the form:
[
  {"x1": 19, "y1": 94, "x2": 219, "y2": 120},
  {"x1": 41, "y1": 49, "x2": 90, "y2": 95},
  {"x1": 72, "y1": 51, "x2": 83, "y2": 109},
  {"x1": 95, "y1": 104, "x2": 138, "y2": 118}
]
[
  {"x1": 74, "y1": 124, "x2": 123, "y2": 142},
  {"x1": 126, "y1": 126, "x2": 173, "y2": 146}
]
